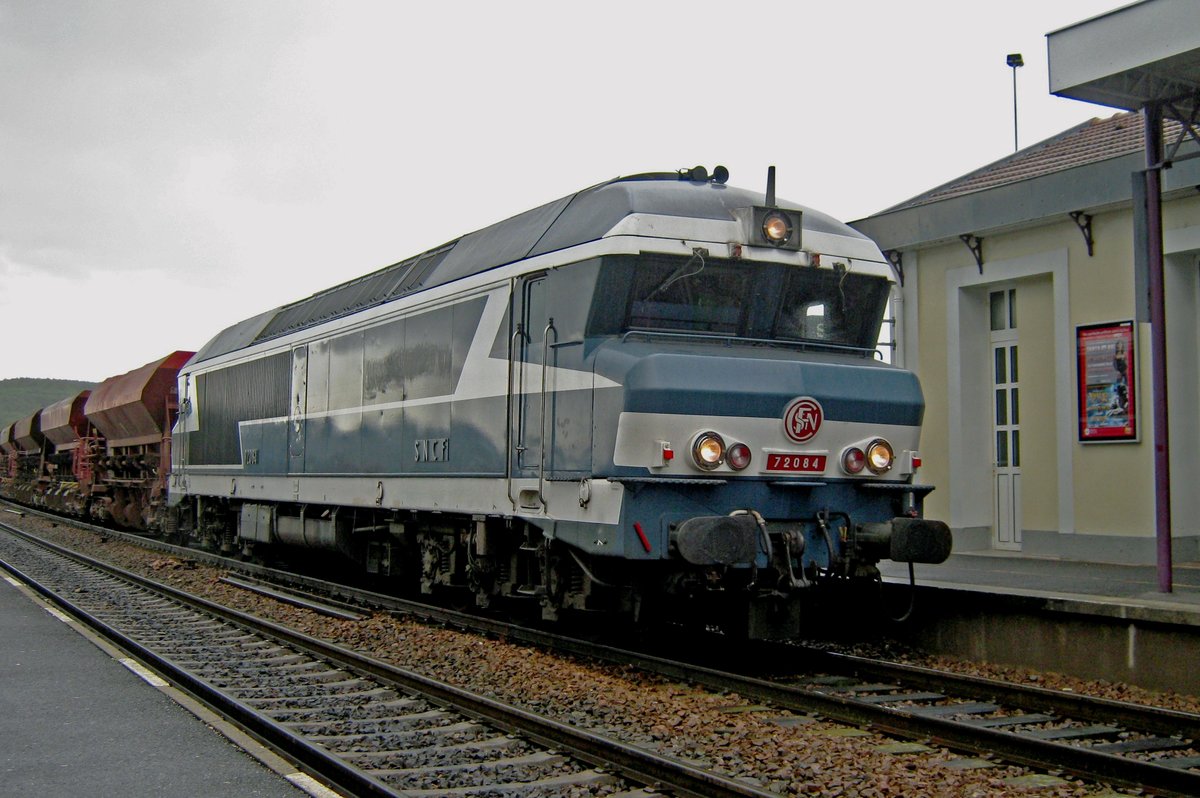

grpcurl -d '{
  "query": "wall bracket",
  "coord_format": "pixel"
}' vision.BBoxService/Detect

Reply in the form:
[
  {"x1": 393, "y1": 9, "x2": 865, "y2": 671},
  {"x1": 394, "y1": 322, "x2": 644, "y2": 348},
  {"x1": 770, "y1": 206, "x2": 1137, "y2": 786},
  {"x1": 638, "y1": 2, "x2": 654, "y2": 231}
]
[
  {"x1": 960, "y1": 234, "x2": 984, "y2": 273},
  {"x1": 882, "y1": 249, "x2": 904, "y2": 286},
  {"x1": 1070, "y1": 211, "x2": 1095, "y2": 256}
]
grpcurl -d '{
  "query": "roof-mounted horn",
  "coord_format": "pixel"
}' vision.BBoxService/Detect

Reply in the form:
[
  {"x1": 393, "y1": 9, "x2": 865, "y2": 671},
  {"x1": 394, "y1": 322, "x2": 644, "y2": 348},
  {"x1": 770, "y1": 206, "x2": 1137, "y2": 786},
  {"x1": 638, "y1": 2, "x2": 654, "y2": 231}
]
[{"x1": 677, "y1": 165, "x2": 730, "y2": 184}]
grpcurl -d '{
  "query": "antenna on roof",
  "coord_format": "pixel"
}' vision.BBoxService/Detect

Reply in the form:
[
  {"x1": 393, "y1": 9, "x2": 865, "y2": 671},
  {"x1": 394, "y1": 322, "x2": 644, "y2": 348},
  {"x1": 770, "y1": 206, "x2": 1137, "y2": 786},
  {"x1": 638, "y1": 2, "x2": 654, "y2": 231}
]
[{"x1": 765, "y1": 166, "x2": 777, "y2": 207}]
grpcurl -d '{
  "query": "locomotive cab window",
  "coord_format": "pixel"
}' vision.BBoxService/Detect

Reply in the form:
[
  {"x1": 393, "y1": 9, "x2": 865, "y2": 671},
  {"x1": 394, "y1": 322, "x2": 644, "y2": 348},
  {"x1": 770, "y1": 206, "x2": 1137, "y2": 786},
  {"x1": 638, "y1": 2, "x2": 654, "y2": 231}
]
[
  {"x1": 773, "y1": 268, "x2": 889, "y2": 349},
  {"x1": 587, "y1": 254, "x2": 890, "y2": 351},
  {"x1": 623, "y1": 254, "x2": 749, "y2": 335}
]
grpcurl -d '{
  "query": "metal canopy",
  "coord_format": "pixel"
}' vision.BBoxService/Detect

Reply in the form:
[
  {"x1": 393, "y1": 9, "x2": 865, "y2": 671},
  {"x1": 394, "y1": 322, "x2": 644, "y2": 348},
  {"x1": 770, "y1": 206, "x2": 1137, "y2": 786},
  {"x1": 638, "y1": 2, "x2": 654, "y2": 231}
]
[{"x1": 1047, "y1": 0, "x2": 1200, "y2": 117}]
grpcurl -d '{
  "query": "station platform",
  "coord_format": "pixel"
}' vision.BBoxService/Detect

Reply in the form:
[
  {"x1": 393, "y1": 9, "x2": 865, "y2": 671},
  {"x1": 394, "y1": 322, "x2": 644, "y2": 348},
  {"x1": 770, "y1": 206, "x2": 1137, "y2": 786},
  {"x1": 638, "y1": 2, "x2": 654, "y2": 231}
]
[
  {"x1": 875, "y1": 552, "x2": 1200, "y2": 693},
  {"x1": 0, "y1": 571, "x2": 331, "y2": 798},
  {"x1": 880, "y1": 550, "x2": 1200, "y2": 627}
]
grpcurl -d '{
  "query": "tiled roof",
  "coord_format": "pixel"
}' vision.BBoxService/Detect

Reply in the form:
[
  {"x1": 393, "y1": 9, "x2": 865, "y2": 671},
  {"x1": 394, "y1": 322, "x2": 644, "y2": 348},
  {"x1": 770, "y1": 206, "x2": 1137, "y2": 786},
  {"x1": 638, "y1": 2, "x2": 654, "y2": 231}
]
[{"x1": 883, "y1": 112, "x2": 1177, "y2": 212}]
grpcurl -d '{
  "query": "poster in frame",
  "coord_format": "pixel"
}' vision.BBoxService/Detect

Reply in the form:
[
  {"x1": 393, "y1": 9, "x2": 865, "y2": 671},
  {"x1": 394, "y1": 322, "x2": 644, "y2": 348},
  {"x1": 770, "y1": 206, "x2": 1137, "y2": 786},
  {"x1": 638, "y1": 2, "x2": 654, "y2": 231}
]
[{"x1": 1077, "y1": 320, "x2": 1137, "y2": 443}]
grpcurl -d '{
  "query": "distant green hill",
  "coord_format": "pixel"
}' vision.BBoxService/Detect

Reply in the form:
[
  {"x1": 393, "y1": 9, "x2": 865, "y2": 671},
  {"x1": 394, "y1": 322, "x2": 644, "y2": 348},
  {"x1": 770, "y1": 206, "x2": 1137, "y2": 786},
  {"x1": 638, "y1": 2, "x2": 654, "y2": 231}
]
[{"x1": 0, "y1": 378, "x2": 96, "y2": 428}]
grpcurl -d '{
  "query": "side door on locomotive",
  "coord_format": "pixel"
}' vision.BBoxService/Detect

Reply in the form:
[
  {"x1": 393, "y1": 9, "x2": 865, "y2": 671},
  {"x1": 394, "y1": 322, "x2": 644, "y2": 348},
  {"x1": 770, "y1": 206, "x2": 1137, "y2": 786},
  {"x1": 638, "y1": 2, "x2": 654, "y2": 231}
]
[{"x1": 511, "y1": 267, "x2": 597, "y2": 508}]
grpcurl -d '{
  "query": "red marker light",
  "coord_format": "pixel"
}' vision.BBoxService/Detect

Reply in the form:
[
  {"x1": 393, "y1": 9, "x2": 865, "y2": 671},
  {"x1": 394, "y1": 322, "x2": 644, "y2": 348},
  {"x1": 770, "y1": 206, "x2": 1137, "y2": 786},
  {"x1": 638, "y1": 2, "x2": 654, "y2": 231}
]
[
  {"x1": 841, "y1": 447, "x2": 866, "y2": 474},
  {"x1": 727, "y1": 443, "x2": 751, "y2": 471}
]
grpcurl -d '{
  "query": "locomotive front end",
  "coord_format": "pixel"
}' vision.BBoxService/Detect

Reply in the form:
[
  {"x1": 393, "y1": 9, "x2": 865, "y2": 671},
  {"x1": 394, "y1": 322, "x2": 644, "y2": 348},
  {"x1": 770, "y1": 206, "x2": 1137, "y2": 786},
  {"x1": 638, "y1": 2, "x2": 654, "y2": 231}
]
[
  {"x1": 582, "y1": 184, "x2": 951, "y2": 638},
  {"x1": 598, "y1": 339, "x2": 952, "y2": 638}
]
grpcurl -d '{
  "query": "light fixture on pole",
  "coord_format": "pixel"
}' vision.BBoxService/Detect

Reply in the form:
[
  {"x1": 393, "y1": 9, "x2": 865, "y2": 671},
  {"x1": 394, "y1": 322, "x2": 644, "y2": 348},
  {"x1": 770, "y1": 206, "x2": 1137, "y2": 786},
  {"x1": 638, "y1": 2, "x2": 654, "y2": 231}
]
[{"x1": 1007, "y1": 53, "x2": 1024, "y2": 151}]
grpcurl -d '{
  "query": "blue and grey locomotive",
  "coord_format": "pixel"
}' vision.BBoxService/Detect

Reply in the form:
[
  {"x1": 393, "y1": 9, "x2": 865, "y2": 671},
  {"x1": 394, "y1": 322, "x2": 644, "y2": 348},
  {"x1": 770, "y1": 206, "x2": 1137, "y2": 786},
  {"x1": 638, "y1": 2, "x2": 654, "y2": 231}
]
[{"x1": 168, "y1": 168, "x2": 951, "y2": 638}]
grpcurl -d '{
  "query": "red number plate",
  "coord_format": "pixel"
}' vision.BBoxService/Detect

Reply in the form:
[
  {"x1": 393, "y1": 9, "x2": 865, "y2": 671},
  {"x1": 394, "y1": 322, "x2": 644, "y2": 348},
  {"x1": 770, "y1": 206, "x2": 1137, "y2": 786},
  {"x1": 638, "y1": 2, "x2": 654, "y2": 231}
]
[{"x1": 765, "y1": 453, "x2": 827, "y2": 473}]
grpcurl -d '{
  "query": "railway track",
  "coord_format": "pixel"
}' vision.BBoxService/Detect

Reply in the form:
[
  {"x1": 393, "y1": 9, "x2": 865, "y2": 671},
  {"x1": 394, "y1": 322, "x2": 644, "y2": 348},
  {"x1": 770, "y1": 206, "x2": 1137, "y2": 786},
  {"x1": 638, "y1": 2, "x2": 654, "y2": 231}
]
[
  {"x1": 0, "y1": 518, "x2": 777, "y2": 798},
  {"x1": 747, "y1": 650, "x2": 1200, "y2": 796},
  {"x1": 7, "y1": 504, "x2": 1200, "y2": 795}
]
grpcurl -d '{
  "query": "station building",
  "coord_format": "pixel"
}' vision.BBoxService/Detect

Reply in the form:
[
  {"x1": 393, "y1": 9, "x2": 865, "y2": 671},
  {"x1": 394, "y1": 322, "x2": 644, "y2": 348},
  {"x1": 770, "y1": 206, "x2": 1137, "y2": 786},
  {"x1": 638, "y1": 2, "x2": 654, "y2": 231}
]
[{"x1": 851, "y1": 0, "x2": 1200, "y2": 565}]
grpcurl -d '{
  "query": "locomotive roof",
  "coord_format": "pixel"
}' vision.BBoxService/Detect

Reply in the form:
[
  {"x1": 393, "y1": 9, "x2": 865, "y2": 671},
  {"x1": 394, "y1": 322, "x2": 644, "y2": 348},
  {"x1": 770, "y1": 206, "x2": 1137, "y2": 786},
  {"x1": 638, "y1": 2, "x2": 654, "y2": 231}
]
[{"x1": 192, "y1": 175, "x2": 872, "y2": 364}]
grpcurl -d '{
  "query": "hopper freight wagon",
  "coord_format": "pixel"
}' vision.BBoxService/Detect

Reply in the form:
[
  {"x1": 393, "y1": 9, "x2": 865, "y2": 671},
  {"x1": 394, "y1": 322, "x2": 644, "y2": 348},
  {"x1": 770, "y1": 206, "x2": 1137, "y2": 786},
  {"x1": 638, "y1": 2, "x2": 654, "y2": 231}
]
[
  {"x1": 6, "y1": 410, "x2": 45, "y2": 504},
  {"x1": 0, "y1": 352, "x2": 192, "y2": 530}
]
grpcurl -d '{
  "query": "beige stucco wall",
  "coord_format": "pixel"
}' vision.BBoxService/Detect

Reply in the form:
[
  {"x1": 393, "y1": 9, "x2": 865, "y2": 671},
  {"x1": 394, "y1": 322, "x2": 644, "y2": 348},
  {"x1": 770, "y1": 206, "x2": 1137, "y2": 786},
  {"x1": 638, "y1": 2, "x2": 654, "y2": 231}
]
[
  {"x1": 1164, "y1": 193, "x2": 1200, "y2": 236},
  {"x1": 906, "y1": 196, "x2": 1200, "y2": 550},
  {"x1": 912, "y1": 242, "x2": 954, "y2": 524},
  {"x1": 1016, "y1": 274, "x2": 1058, "y2": 534},
  {"x1": 1065, "y1": 209, "x2": 1155, "y2": 539}
]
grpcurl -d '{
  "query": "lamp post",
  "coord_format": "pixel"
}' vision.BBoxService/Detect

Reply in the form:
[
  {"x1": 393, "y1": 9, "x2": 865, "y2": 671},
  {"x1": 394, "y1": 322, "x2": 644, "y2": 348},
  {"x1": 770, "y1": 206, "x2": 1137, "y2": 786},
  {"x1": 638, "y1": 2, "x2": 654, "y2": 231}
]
[{"x1": 1007, "y1": 53, "x2": 1024, "y2": 151}]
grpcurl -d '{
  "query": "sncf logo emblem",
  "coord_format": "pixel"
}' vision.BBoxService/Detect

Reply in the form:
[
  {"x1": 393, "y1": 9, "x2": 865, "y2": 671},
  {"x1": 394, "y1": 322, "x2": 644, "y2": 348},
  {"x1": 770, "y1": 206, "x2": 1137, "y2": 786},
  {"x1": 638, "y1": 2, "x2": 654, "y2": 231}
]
[{"x1": 783, "y1": 397, "x2": 823, "y2": 444}]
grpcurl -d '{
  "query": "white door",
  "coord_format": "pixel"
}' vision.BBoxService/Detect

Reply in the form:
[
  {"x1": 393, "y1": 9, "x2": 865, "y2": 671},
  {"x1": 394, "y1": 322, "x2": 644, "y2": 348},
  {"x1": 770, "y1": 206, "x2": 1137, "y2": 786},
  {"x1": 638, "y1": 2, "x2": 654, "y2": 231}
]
[{"x1": 990, "y1": 289, "x2": 1021, "y2": 550}]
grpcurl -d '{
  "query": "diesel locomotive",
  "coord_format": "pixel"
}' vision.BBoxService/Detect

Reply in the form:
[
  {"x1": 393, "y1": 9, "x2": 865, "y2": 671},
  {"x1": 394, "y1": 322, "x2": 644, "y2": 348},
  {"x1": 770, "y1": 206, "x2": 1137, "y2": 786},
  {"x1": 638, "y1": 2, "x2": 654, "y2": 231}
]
[
  {"x1": 168, "y1": 167, "x2": 950, "y2": 638},
  {"x1": 2, "y1": 167, "x2": 951, "y2": 638}
]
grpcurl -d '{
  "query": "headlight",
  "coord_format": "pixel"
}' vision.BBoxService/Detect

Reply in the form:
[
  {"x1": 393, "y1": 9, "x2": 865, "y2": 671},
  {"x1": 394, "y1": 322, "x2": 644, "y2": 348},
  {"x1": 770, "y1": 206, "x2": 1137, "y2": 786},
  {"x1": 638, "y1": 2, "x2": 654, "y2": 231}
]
[
  {"x1": 692, "y1": 432, "x2": 725, "y2": 470},
  {"x1": 841, "y1": 447, "x2": 865, "y2": 474},
  {"x1": 761, "y1": 211, "x2": 793, "y2": 246},
  {"x1": 727, "y1": 442, "x2": 752, "y2": 471},
  {"x1": 866, "y1": 439, "x2": 894, "y2": 474}
]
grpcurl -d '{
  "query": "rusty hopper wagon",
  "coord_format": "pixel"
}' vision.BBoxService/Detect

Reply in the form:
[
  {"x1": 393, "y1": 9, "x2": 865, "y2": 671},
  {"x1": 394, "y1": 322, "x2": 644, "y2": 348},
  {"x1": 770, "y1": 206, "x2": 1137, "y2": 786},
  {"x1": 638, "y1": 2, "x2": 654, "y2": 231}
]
[
  {"x1": 0, "y1": 352, "x2": 192, "y2": 530},
  {"x1": 82, "y1": 351, "x2": 193, "y2": 528}
]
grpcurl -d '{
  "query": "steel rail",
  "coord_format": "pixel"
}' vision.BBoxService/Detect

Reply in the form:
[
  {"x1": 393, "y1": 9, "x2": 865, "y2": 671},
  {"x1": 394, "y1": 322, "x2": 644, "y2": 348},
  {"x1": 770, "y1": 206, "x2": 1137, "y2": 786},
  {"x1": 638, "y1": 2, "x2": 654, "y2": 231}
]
[
  {"x1": 803, "y1": 648, "x2": 1200, "y2": 741},
  {"x1": 0, "y1": 519, "x2": 778, "y2": 798}
]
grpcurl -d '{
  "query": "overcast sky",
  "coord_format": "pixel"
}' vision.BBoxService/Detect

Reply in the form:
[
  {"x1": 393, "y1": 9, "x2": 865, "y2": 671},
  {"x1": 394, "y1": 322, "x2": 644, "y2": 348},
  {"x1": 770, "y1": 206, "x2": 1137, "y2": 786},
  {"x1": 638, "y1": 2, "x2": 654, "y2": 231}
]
[{"x1": 1, "y1": 0, "x2": 1128, "y2": 382}]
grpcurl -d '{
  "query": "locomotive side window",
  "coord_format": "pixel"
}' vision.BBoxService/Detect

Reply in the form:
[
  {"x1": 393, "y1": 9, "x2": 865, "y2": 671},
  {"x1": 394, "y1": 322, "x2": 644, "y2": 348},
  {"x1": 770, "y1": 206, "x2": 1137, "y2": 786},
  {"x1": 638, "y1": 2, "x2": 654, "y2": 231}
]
[{"x1": 524, "y1": 276, "x2": 548, "y2": 357}]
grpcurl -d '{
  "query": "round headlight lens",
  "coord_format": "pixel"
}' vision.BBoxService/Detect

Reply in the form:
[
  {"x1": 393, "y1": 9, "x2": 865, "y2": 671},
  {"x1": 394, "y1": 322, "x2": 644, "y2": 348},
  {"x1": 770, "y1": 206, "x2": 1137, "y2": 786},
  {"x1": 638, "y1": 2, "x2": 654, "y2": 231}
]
[
  {"x1": 841, "y1": 447, "x2": 865, "y2": 474},
  {"x1": 692, "y1": 432, "x2": 725, "y2": 470},
  {"x1": 866, "y1": 439, "x2": 894, "y2": 474},
  {"x1": 762, "y1": 211, "x2": 792, "y2": 246},
  {"x1": 727, "y1": 442, "x2": 752, "y2": 471}
]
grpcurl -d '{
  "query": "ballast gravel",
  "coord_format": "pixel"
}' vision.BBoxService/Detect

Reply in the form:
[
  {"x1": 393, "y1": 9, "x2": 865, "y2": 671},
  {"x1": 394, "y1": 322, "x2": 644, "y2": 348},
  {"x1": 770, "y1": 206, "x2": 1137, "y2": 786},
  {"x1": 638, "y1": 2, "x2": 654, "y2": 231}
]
[{"x1": 19, "y1": 518, "x2": 1191, "y2": 798}]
